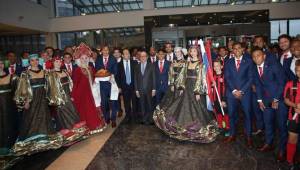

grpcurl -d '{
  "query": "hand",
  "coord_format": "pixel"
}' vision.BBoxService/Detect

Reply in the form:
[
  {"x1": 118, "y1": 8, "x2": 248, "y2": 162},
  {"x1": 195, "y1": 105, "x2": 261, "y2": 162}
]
[
  {"x1": 70, "y1": 97, "x2": 74, "y2": 101},
  {"x1": 271, "y1": 100, "x2": 279, "y2": 110},
  {"x1": 233, "y1": 90, "x2": 242, "y2": 99},
  {"x1": 136, "y1": 91, "x2": 140, "y2": 98},
  {"x1": 152, "y1": 90, "x2": 156, "y2": 97},
  {"x1": 295, "y1": 108, "x2": 300, "y2": 113},
  {"x1": 195, "y1": 95, "x2": 200, "y2": 101},
  {"x1": 118, "y1": 88, "x2": 122, "y2": 93},
  {"x1": 258, "y1": 101, "x2": 266, "y2": 111},
  {"x1": 296, "y1": 103, "x2": 300, "y2": 109},
  {"x1": 211, "y1": 81, "x2": 216, "y2": 87},
  {"x1": 24, "y1": 101, "x2": 30, "y2": 110},
  {"x1": 179, "y1": 90, "x2": 184, "y2": 96},
  {"x1": 221, "y1": 101, "x2": 227, "y2": 108},
  {"x1": 252, "y1": 85, "x2": 256, "y2": 92},
  {"x1": 170, "y1": 86, "x2": 175, "y2": 92}
]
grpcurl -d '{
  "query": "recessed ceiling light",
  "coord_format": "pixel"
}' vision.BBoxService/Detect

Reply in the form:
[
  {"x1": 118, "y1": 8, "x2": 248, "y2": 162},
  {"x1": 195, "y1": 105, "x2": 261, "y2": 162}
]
[
  {"x1": 81, "y1": 13, "x2": 86, "y2": 16},
  {"x1": 192, "y1": 5, "x2": 195, "y2": 7},
  {"x1": 117, "y1": 10, "x2": 120, "y2": 13}
]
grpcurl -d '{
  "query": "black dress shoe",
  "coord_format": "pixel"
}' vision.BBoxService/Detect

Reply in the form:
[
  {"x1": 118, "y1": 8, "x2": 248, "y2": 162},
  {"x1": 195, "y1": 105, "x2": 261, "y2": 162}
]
[
  {"x1": 111, "y1": 121, "x2": 117, "y2": 128},
  {"x1": 257, "y1": 144, "x2": 273, "y2": 152},
  {"x1": 246, "y1": 137, "x2": 253, "y2": 149}
]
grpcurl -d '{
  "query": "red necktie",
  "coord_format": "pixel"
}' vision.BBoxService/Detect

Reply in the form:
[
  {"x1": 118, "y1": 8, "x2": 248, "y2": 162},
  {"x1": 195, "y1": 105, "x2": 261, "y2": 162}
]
[
  {"x1": 284, "y1": 54, "x2": 288, "y2": 59},
  {"x1": 159, "y1": 61, "x2": 163, "y2": 73},
  {"x1": 104, "y1": 57, "x2": 108, "y2": 69},
  {"x1": 67, "y1": 64, "x2": 72, "y2": 75},
  {"x1": 236, "y1": 59, "x2": 241, "y2": 71},
  {"x1": 258, "y1": 66, "x2": 263, "y2": 77},
  {"x1": 10, "y1": 65, "x2": 15, "y2": 74}
]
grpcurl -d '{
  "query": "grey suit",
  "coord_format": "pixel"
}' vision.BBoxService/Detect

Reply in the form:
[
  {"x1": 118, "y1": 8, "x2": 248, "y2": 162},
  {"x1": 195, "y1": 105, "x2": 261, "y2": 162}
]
[{"x1": 134, "y1": 62, "x2": 156, "y2": 124}]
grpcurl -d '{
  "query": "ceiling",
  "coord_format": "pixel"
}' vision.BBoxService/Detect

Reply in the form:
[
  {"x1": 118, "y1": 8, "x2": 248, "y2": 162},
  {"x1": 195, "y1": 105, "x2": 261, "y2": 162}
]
[{"x1": 0, "y1": 23, "x2": 43, "y2": 36}]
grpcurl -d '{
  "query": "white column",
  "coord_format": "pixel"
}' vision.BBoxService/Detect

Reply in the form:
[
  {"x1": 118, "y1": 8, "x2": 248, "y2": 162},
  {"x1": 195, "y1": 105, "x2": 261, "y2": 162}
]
[{"x1": 143, "y1": 0, "x2": 154, "y2": 10}]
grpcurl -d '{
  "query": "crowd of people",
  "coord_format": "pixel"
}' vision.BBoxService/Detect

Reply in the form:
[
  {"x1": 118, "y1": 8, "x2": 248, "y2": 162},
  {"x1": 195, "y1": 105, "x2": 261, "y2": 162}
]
[{"x1": 1, "y1": 33, "x2": 300, "y2": 169}]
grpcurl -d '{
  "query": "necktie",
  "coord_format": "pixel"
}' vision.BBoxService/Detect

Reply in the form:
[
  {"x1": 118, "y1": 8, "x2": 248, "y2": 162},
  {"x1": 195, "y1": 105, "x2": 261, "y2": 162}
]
[
  {"x1": 236, "y1": 59, "x2": 241, "y2": 71},
  {"x1": 125, "y1": 61, "x2": 131, "y2": 85},
  {"x1": 152, "y1": 57, "x2": 155, "y2": 63},
  {"x1": 67, "y1": 64, "x2": 72, "y2": 74},
  {"x1": 141, "y1": 63, "x2": 145, "y2": 75},
  {"x1": 258, "y1": 66, "x2": 263, "y2": 77},
  {"x1": 159, "y1": 61, "x2": 163, "y2": 73},
  {"x1": 104, "y1": 57, "x2": 108, "y2": 69},
  {"x1": 10, "y1": 65, "x2": 15, "y2": 74},
  {"x1": 284, "y1": 54, "x2": 288, "y2": 59}
]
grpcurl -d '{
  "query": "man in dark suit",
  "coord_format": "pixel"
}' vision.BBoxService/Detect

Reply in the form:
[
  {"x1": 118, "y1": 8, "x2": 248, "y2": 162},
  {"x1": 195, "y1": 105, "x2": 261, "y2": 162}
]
[
  {"x1": 6, "y1": 51, "x2": 23, "y2": 76},
  {"x1": 283, "y1": 47, "x2": 299, "y2": 81},
  {"x1": 252, "y1": 47, "x2": 287, "y2": 160},
  {"x1": 165, "y1": 42, "x2": 176, "y2": 62},
  {"x1": 224, "y1": 42, "x2": 254, "y2": 148},
  {"x1": 148, "y1": 47, "x2": 157, "y2": 64},
  {"x1": 155, "y1": 49, "x2": 171, "y2": 105},
  {"x1": 61, "y1": 52, "x2": 77, "y2": 76},
  {"x1": 134, "y1": 50, "x2": 156, "y2": 125},
  {"x1": 95, "y1": 46, "x2": 118, "y2": 128},
  {"x1": 116, "y1": 48, "x2": 137, "y2": 123}
]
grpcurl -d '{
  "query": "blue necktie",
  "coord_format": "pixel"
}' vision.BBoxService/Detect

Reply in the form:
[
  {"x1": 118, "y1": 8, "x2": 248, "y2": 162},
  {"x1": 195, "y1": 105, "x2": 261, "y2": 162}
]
[
  {"x1": 125, "y1": 61, "x2": 131, "y2": 85},
  {"x1": 141, "y1": 63, "x2": 145, "y2": 75}
]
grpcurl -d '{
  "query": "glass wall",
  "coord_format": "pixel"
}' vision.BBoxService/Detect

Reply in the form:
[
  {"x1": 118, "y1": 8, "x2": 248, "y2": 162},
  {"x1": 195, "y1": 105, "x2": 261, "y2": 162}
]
[
  {"x1": 0, "y1": 34, "x2": 45, "y2": 57},
  {"x1": 57, "y1": 27, "x2": 144, "y2": 49},
  {"x1": 55, "y1": 0, "x2": 143, "y2": 17},
  {"x1": 270, "y1": 19, "x2": 300, "y2": 43},
  {"x1": 153, "y1": 0, "x2": 299, "y2": 8}
]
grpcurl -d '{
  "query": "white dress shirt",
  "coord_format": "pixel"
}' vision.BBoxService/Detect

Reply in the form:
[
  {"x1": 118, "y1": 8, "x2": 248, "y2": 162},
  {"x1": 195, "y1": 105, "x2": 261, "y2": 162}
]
[
  {"x1": 290, "y1": 56, "x2": 300, "y2": 75},
  {"x1": 280, "y1": 50, "x2": 292, "y2": 65}
]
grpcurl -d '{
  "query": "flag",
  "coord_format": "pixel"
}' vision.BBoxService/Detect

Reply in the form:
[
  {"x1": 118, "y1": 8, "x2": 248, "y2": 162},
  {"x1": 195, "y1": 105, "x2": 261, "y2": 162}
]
[{"x1": 199, "y1": 39, "x2": 214, "y2": 111}]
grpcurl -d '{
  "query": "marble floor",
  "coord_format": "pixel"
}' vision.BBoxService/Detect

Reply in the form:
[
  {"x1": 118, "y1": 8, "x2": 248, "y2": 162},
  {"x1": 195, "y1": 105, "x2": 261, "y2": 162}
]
[
  {"x1": 86, "y1": 123, "x2": 287, "y2": 170},
  {"x1": 2, "y1": 121, "x2": 294, "y2": 170}
]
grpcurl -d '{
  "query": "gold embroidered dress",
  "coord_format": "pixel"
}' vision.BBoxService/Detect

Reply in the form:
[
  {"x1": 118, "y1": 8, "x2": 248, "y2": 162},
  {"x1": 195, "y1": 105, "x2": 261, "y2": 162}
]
[{"x1": 153, "y1": 61, "x2": 219, "y2": 143}]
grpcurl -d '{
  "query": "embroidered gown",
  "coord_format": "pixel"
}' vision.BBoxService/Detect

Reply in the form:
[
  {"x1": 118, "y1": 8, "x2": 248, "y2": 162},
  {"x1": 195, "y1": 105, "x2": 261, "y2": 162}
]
[
  {"x1": 0, "y1": 74, "x2": 18, "y2": 155},
  {"x1": 47, "y1": 71, "x2": 81, "y2": 130},
  {"x1": 153, "y1": 61, "x2": 219, "y2": 143},
  {"x1": 13, "y1": 70, "x2": 63, "y2": 156}
]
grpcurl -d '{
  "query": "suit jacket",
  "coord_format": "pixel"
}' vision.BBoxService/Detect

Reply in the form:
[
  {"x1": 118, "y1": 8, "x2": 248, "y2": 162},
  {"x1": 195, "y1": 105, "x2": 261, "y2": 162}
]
[
  {"x1": 61, "y1": 63, "x2": 78, "y2": 71},
  {"x1": 154, "y1": 60, "x2": 171, "y2": 92},
  {"x1": 254, "y1": 61, "x2": 286, "y2": 104},
  {"x1": 116, "y1": 59, "x2": 137, "y2": 90},
  {"x1": 95, "y1": 55, "x2": 118, "y2": 75},
  {"x1": 134, "y1": 62, "x2": 156, "y2": 94},
  {"x1": 283, "y1": 57, "x2": 297, "y2": 81},
  {"x1": 224, "y1": 54, "x2": 253, "y2": 99},
  {"x1": 7, "y1": 63, "x2": 24, "y2": 76}
]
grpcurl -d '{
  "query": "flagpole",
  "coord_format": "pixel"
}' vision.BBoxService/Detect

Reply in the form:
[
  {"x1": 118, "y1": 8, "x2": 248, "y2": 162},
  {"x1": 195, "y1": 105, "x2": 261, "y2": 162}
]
[{"x1": 213, "y1": 85, "x2": 225, "y2": 116}]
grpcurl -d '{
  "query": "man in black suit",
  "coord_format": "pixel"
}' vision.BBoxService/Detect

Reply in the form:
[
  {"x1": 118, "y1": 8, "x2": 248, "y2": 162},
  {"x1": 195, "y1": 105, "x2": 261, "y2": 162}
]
[
  {"x1": 116, "y1": 48, "x2": 137, "y2": 123},
  {"x1": 6, "y1": 51, "x2": 23, "y2": 76},
  {"x1": 62, "y1": 52, "x2": 77, "y2": 76},
  {"x1": 148, "y1": 47, "x2": 157, "y2": 64},
  {"x1": 134, "y1": 50, "x2": 156, "y2": 125}
]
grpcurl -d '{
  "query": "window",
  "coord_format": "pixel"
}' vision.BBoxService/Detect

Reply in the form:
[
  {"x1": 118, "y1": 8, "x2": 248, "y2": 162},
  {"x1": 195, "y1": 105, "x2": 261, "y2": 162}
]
[{"x1": 55, "y1": 0, "x2": 143, "y2": 17}]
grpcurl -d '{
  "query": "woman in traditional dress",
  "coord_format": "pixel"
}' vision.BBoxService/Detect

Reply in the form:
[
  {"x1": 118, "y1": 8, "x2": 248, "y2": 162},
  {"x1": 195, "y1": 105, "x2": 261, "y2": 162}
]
[
  {"x1": 157, "y1": 47, "x2": 187, "y2": 109},
  {"x1": 46, "y1": 56, "x2": 87, "y2": 144},
  {"x1": 71, "y1": 43, "x2": 105, "y2": 132},
  {"x1": 13, "y1": 54, "x2": 62, "y2": 156},
  {"x1": 0, "y1": 56, "x2": 18, "y2": 155},
  {"x1": 153, "y1": 46, "x2": 219, "y2": 143}
]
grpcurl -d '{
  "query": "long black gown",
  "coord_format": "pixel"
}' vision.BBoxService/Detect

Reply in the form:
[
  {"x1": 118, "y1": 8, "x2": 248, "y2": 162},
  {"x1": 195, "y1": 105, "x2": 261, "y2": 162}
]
[
  {"x1": 0, "y1": 74, "x2": 17, "y2": 155},
  {"x1": 53, "y1": 76, "x2": 80, "y2": 130},
  {"x1": 154, "y1": 62, "x2": 219, "y2": 143},
  {"x1": 18, "y1": 77, "x2": 55, "y2": 140}
]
